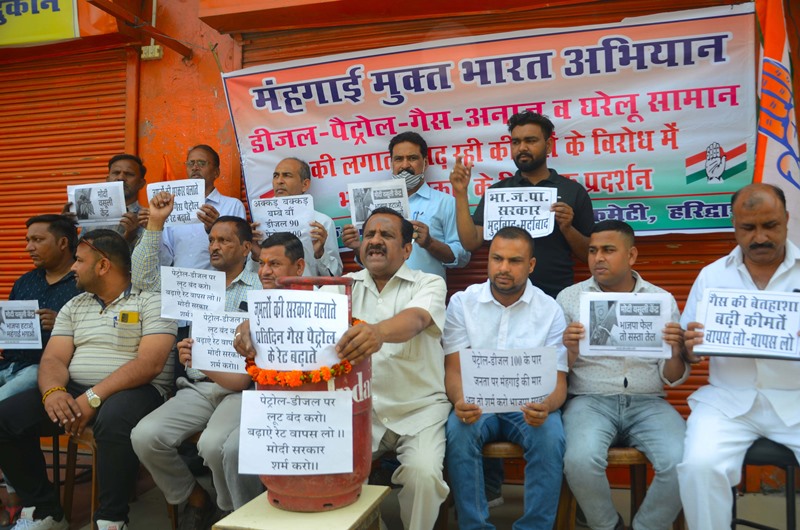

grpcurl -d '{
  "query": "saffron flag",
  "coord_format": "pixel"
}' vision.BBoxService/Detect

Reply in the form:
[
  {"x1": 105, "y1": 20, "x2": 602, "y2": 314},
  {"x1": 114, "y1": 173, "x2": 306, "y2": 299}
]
[
  {"x1": 162, "y1": 154, "x2": 179, "y2": 181},
  {"x1": 755, "y1": 0, "x2": 800, "y2": 244}
]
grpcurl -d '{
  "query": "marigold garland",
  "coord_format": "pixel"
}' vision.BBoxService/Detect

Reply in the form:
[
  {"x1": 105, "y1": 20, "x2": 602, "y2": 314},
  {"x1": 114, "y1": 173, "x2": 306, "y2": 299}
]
[{"x1": 245, "y1": 318, "x2": 363, "y2": 388}]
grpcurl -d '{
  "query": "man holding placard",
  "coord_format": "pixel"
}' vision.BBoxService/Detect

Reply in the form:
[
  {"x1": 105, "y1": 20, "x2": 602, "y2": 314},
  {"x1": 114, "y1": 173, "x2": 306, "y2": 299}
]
[
  {"x1": 443, "y1": 226, "x2": 568, "y2": 530},
  {"x1": 557, "y1": 220, "x2": 688, "y2": 530},
  {"x1": 450, "y1": 111, "x2": 595, "y2": 298},
  {"x1": 341, "y1": 131, "x2": 470, "y2": 279},
  {"x1": 678, "y1": 183, "x2": 800, "y2": 529},
  {"x1": 103, "y1": 154, "x2": 147, "y2": 245}
]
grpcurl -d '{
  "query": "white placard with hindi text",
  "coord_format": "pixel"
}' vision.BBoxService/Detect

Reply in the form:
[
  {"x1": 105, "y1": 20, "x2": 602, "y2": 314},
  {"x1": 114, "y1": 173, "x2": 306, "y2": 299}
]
[
  {"x1": 160, "y1": 267, "x2": 225, "y2": 321},
  {"x1": 483, "y1": 187, "x2": 556, "y2": 239},
  {"x1": 579, "y1": 292, "x2": 671, "y2": 358},
  {"x1": 190, "y1": 311, "x2": 248, "y2": 373},
  {"x1": 460, "y1": 347, "x2": 557, "y2": 413},
  {"x1": 347, "y1": 180, "x2": 410, "y2": 227},
  {"x1": 250, "y1": 195, "x2": 315, "y2": 243},
  {"x1": 239, "y1": 390, "x2": 353, "y2": 475},
  {"x1": 0, "y1": 301, "x2": 41, "y2": 350},
  {"x1": 248, "y1": 289, "x2": 349, "y2": 371},
  {"x1": 694, "y1": 288, "x2": 800, "y2": 360},
  {"x1": 67, "y1": 182, "x2": 126, "y2": 228},
  {"x1": 146, "y1": 179, "x2": 204, "y2": 226}
]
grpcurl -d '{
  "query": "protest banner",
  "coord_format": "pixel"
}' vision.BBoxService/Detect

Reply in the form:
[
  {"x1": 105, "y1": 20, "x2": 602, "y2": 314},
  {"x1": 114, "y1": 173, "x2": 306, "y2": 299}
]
[
  {"x1": 0, "y1": 301, "x2": 41, "y2": 350},
  {"x1": 483, "y1": 187, "x2": 556, "y2": 239},
  {"x1": 190, "y1": 311, "x2": 248, "y2": 373},
  {"x1": 459, "y1": 347, "x2": 557, "y2": 413},
  {"x1": 146, "y1": 179, "x2": 204, "y2": 226},
  {"x1": 239, "y1": 390, "x2": 353, "y2": 475},
  {"x1": 160, "y1": 267, "x2": 225, "y2": 321},
  {"x1": 66, "y1": 182, "x2": 126, "y2": 228}
]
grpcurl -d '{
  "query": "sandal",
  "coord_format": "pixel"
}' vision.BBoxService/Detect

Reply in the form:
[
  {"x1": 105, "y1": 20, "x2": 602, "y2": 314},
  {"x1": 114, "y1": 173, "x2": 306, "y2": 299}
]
[{"x1": 0, "y1": 504, "x2": 22, "y2": 529}]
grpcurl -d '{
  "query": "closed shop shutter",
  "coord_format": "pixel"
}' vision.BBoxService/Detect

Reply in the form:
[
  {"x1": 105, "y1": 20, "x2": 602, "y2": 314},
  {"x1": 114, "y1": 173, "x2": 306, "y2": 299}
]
[{"x1": 0, "y1": 47, "x2": 135, "y2": 298}]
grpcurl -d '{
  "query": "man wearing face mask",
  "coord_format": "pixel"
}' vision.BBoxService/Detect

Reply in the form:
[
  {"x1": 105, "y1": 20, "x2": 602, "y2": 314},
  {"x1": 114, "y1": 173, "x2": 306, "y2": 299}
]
[{"x1": 342, "y1": 132, "x2": 470, "y2": 279}]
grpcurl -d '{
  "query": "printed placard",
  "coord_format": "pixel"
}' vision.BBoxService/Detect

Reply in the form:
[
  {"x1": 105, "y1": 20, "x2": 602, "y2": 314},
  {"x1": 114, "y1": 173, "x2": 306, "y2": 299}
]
[
  {"x1": 190, "y1": 311, "x2": 248, "y2": 373},
  {"x1": 579, "y1": 292, "x2": 672, "y2": 358},
  {"x1": 146, "y1": 179, "x2": 204, "y2": 226},
  {"x1": 347, "y1": 180, "x2": 410, "y2": 227},
  {"x1": 483, "y1": 187, "x2": 557, "y2": 239},
  {"x1": 250, "y1": 195, "x2": 315, "y2": 243},
  {"x1": 694, "y1": 288, "x2": 800, "y2": 359},
  {"x1": 460, "y1": 347, "x2": 557, "y2": 413},
  {"x1": 0, "y1": 301, "x2": 41, "y2": 350},
  {"x1": 66, "y1": 182, "x2": 126, "y2": 228},
  {"x1": 239, "y1": 390, "x2": 353, "y2": 475},
  {"x1": 160, "y1": 267, "x2": 225, "y2": 320},
  {"x1": 248, "y1": 289, "x2": 349, "y2": 370}
]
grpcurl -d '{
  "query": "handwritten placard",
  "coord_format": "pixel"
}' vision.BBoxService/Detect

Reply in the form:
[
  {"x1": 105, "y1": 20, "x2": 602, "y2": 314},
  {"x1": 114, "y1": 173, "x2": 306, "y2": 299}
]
[
  {"x1": 146, "y1": 179, "x2": 204, "y2": 226},
  {"x1": 248, "y1": 289, "x2": 349, "y2": 371},
  {"x1": 239, "y1": 390, "x2": 353, "y2": 475},
  {"x1": 579, "y1": 292, "x2": 672, "y2": 358},
  {"x1": 250, "y1": 195, "x2": 315, "y2": 243},
  {"x1": 0, "y1": 301, "x2": 41, "y2": 350},
  {"x1": 66, "y1": 182, "x2": 126, "y2": 228},
  {"x1": 460, "y1": 347, "x2": 557, "y2": 413},
  {"x1": 347, "y1": 180, "x2": 410, "y2": 227},
  {"x1": 160, "y1": 267, "x2": 225, "y2": 320},
  {"x1": 483, "y1": 187, "x2": 556, "y2": 239},
  {"x1": 694, "y1": 288, "x2": 800, "y2": 360},
  {"x1": 190, "y1": 311, "x2": 248, "y2": 373}
]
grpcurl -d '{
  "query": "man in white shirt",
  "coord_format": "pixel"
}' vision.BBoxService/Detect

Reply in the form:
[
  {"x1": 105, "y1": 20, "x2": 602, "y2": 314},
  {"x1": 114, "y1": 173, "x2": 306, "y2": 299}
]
[
  {"x1": 679, "y1": 183, "x2": 800, "y2": 529},
  {"x1": 443, "y1": 226, "x2": 568, "y2": 530}
]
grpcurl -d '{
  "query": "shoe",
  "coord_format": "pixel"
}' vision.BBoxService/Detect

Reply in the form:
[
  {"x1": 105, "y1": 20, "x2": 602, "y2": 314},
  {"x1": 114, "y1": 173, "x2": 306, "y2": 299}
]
[
  {"x1": 0, "y1": 505, "x2": 22, "y2": 530},
  {"x1": 96, "y1": 520, "x2": 127, "y2": 530},
  {"x1": 486, "y1": 490, "x2": 504, "y2": 509},
  {"x1": 177, "y1": 502, "x2": 215, "y2": 530},
  {"x1": 9, "y1": 508, "x2": 68, "y2": 530}
]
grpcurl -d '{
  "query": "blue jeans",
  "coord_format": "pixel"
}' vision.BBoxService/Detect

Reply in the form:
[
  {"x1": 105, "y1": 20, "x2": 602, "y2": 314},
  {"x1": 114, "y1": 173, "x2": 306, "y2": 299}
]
[
  {"x1": 0, "y1": 364, "x2": 38, "y2": 402},
  {"x1": 446, "y1": 410, "x2": 565, "y2": 530},
  {"x1": 563, "y1": 394, "x2": 685, "y2": 530}
]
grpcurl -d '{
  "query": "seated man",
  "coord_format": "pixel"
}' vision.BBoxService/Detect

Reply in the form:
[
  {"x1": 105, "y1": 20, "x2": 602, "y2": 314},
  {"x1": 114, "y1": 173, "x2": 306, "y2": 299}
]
[
  {"x1": 557, "y1": 220, "x2": 688, "y2": 530},
  {"x1": 444, "y1": 226, "x2": 568, "y2": 530},
  {"x1": 130, "y1": 198, "x2": 261, "y2": 529},
  {"x1": 0, "y1": 229, "x2": 177, "y2": 530}
]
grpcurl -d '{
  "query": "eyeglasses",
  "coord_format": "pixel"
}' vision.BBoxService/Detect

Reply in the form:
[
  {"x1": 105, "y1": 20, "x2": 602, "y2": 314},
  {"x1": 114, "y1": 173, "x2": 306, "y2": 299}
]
[
  {"x1": 79, "y1": 238, "x2": 110, "y2": 261},
  {"x1": 185, "y1": 160, "x2": 209, "y2": 168}
]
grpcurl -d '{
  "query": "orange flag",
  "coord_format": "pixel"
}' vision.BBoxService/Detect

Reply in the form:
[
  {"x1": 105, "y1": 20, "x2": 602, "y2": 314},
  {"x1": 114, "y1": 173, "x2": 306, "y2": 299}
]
[{"x1": 162, "y1": 154, "x2": 179, "y2": 181}]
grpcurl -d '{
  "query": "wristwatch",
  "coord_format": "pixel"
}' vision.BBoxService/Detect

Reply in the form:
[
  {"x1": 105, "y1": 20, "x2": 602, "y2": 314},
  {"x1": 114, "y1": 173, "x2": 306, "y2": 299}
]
[{"x1": 85, "y1": 388, "x2": 102, "y2": 409}]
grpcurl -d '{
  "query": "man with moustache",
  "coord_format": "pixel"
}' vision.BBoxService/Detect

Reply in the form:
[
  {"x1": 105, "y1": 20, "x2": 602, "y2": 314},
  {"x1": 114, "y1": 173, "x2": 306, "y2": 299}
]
[
  {"x1": 450, "y1": 111, "x2": 595, "y2": 299},
  {"x1": 341, "y1": 131, "x2": 469, "y2": 279},
  {"x1": 558, "y1": 220, "x2": 688, "y2": 530},
  {"x1": 0, "y1": 230, "x2": 177, "y2": 530},
  {"x1": 679, "y1": 183, "x2": 800, "y2": 529},
  {"x1": 444, "y1": 227, "x2": 568, "y2": 530}
]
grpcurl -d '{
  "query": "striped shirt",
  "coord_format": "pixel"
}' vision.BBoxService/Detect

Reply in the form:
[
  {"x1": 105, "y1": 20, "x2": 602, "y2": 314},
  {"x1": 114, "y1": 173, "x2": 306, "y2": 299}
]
[{"x1": 52, "y1": 286, "x2": 177, "y2": 396}]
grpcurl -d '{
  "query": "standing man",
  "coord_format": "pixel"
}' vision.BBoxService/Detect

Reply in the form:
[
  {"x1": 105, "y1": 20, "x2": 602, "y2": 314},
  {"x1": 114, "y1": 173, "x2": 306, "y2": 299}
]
[
  {"x1": 1, "y1": 215, "x2": 80, "y2": 401},
  {"x1": 0, "y1": 230, "x2": 177, "y2": 530},
  {"x1": 263, "y1": 157, "x2": 342, "y2": 277},
  {"x1": 679, "y1": 183, "x2": 800, "y2": 529},
  {"x1": 131, "y1": 202, "x2": 261, "y2": 529},
  {"x1": 450, "y1": 110, "x2": 595, "y2": 298},
  {"x1": 558, "y1": 220, "x2": 688, "y2": 530},
  {"x1": 104, "y1": 154, "x2": 147, "y2": 245},
  {"x1": 444, "y1": 227, "x2": 568, "y2": 530},
  {"x1": 342, "y1": 131, "x2": 470, "y2": 279}
]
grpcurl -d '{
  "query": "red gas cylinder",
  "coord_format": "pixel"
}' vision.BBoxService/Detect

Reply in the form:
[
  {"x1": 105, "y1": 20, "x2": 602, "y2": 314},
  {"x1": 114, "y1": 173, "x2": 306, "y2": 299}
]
[{"x1": 257, "y1": 276, "x2": 373, "y2": 512}]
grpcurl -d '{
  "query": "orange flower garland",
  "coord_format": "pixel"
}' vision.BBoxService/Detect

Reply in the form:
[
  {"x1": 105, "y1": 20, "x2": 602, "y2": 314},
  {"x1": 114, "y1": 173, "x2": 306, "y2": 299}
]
[{"x1": 245, "y1": 318, "x2": 363, "y2": 388}]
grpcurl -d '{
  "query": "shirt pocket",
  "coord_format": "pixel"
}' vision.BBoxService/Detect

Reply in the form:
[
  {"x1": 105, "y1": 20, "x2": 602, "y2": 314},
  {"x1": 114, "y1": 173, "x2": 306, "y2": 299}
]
[{"x1": 114, "y1": 322, "x2": 142, "y2": 352}]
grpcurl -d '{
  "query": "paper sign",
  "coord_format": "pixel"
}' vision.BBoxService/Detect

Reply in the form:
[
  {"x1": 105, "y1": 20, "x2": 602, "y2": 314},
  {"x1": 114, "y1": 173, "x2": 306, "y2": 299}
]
[
  {"x1": 239, "y1": 390, "x2": 353, "y2": 475},
  {"x1": 160, "y1": 267, "x2": 225, "y2": 320},
  {"x1": 347, "y1": 180, "x2": 410, "y2": 227},
  {"x1": 67, "y1": 182, "x2": 126, "y2": 228},
  {"x1": 146, "y1": 179, "x2": 204, "y2": 226},
  {"x1": 579, "y1": 292, "x2": 671, "y2": 358},
  {"x1": 460, "y1": 347, "x2": 557, "y2": 413},
  {"x1": 250, "y1": 195, "x2": 315, "y2": 243},
  {"x1": 483, "y1": 187, "x2": 556, "y2": 239},
  {"x1": 0, "y1": 301, "x2": 42, "y2": 350},
  {"x1": 694, "y1": 288, "x2": 800, "y2": 360},
  {"x1": 247, "y1": 289, "x2": 349, "y2": 371},
  {"x1": 190, "y1": 311, "x2": 248, "y2": 373}
]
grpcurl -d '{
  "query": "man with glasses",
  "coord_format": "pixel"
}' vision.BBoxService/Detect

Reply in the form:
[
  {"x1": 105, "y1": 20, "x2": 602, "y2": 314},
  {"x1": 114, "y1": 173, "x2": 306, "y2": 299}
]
[{"x1": 0, "y1": 230, "x2": 177, "y2": 530}]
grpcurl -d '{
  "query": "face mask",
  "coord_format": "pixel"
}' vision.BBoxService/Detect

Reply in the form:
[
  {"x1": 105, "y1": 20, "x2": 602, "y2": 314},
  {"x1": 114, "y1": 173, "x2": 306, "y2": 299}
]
[{"x1": 392, "y1": 170, "x2": 424, "y2": 190}]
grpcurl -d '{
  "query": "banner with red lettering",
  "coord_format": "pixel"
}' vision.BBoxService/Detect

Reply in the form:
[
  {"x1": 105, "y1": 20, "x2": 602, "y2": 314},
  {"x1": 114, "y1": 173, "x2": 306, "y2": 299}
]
[
  {"x1": 223, "y1": 4, "x2": 756, "y2": 242},
  {"x1": 754, "y1": 0, "x2": 799, "y2": 245}
]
